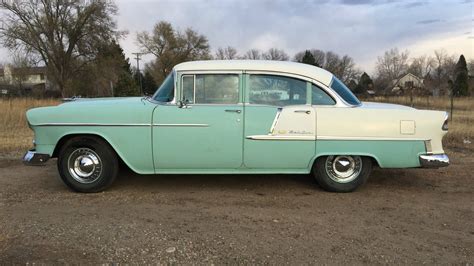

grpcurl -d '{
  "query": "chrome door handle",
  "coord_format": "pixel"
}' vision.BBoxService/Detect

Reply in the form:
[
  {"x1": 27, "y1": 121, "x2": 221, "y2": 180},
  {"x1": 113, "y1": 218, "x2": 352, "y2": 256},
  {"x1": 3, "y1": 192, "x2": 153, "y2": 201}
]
[
  {"x1": 225, "y1": 109, "x2": 241, "y2": 113},
  {"x1": 294, "y1": 110, "x2": 311, "y2": 114}
]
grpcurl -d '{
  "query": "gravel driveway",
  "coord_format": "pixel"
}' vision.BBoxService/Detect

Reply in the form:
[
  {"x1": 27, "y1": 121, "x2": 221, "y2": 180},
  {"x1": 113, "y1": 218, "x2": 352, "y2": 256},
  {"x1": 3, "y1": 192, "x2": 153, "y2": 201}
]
[{"x1": 0, "y1": 148, "x2": 473, "y2": 264}]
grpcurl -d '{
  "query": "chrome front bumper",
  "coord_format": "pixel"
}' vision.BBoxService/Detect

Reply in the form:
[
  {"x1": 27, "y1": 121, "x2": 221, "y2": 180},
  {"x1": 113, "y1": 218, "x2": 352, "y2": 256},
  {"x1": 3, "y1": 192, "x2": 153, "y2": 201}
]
[
  {"x1": 419, "y1": 154, "x2": 449, "y2": 168},
  {"x1": 22, "y1": 149, "x2": 50, "y2": 166}
]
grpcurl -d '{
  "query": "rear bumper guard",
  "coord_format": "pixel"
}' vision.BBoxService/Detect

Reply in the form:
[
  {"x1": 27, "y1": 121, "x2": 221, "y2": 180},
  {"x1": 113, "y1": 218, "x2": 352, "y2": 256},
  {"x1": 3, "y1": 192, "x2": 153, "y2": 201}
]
[
  {"x1": 23, "y1": 149, "x2": 50, "y2": 166},
  {"x1": 419, "y1": 154, "x2": 449, "y2": 168}
]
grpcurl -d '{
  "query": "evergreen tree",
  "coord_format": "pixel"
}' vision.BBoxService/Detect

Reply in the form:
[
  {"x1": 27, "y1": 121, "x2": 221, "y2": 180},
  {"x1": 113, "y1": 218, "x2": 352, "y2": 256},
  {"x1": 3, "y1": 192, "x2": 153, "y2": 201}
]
[
  {"x1": 355, "y1": 72, "x2": 373, "y2": 94},
  {"x1": 301, "y1": 50, "x2": 316, "y2": 66},
  {"x1": 453, "y1": 55, "x2": 469, "y2": 96},
  {"x1": 115, "y1": 71, "x2": 140, "y2": 96},
  {"x1": 143, "y1": 70, "x2": 157, "y2": 95},
  {"x1": 347, "y1": 79, "x2": 357, "y2": 92},
  {"x1": 101, "y1": 41, "x2": 139, "y2": 96}
]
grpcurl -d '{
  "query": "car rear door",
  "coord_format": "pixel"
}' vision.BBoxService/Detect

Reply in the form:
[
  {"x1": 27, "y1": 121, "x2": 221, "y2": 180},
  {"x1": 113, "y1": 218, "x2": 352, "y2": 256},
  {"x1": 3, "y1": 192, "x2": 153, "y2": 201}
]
[{"x1": 243, "y1": 73, "x2": 317, "y2": 170}]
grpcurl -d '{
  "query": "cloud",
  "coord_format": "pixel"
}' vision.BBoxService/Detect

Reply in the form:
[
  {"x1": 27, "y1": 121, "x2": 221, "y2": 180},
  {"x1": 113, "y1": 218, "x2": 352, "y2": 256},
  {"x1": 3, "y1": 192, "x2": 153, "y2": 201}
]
[
  {"x1": 402, "y1": 1, "x2": 428, "y2": 8},
  {"x1": 416, "y1": 19, "x2": 442, "y2": 24},
  {"x1": 0, "y1": 0, "x2": 471, "y2": 74}
]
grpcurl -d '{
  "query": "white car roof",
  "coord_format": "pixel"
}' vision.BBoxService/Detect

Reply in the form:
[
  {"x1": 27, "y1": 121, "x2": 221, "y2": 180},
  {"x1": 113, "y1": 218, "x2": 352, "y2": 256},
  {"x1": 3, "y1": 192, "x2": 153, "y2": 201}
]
[{"x1": 173, "y1": 60, "x2": 334, "y2": 86}]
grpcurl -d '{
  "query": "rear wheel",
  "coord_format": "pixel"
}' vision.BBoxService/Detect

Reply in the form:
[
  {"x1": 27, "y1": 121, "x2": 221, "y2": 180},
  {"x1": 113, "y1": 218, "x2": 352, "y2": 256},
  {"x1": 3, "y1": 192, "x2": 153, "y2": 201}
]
[
  {"x1": 313, "y1": 155, "x2": 372, "y2": 192},
  {"x1": 57, "y1": 136, "x2": 118, "y2": 193}
]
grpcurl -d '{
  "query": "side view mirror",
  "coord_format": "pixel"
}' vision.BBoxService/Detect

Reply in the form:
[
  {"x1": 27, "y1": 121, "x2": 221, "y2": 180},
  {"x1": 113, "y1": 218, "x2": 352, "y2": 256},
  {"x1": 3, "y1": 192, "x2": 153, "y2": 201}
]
[{"x1": 178, "y1": 99, "x2": 190, "y2": 108}]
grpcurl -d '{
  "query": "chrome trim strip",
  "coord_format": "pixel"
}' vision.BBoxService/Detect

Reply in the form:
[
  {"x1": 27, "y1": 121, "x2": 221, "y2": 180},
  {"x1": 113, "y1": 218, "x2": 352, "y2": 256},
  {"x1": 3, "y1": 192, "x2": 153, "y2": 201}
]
[
  {"x1": 269, "y1": 108, "x2": 282, "y2": 134},
  {"x1": 419, "y1": 154, "x2": 449, "y2": 168},
  {"x1": 247, "y1": 135, "x2": 316, "y2": 141},
  {"x1": 316, "y1": 136, "x2": 427, "y2": 141},
  {"x1": 153, "y1": 123, "x2": 209, "y2": 127},
  {"x1": 247, "y1": 135, "x2": 428, "y2": 141},
  {"x1": 32, "y1": 123, "x2": 151, "y2": 127}
]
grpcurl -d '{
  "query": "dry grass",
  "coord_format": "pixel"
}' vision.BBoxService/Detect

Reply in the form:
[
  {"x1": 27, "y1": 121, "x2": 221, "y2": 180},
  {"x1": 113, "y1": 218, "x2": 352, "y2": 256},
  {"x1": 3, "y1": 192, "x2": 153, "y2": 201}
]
[
  {"x1": 0, "y1": 97, "x2": 472, "y2": 159},
  {"x1": 0, "y1": 98, "x2": 59, "y2": 158}
]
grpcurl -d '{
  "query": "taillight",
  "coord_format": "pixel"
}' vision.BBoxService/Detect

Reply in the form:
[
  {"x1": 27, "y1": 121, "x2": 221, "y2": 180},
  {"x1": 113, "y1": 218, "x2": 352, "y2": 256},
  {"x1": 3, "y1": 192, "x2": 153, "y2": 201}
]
[{"x1": 442, "y1": 114, "x2": 448, "y2": 131}]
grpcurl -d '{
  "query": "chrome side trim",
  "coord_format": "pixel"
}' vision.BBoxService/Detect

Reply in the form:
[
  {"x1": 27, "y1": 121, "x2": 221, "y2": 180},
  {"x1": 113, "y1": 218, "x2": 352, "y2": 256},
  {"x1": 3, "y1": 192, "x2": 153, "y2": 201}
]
[
  {"x1": 247, "y1": 135, "x2": 428, "y2": 141},
  {"x1": 23, "y1": 149, "x2": 50, "y2": 166},
  {"x1": 269, "y1": 108, "x2": 282, "y2": 134},
  {"x1": 419, "y1": 154, "x2": 449, "y2": 168},
  {"x1": 153, "y1": 123, "x2": 209, "y2": 127},
  {"x1": 316, "y1": 136, "x2": 427, "y2": 141},
  {"x1": 32, "y1": 123, "x2": 151, "y2": 127},
  {"x1": 247, "y1": 135, "x2": 316, "y2": 141}
]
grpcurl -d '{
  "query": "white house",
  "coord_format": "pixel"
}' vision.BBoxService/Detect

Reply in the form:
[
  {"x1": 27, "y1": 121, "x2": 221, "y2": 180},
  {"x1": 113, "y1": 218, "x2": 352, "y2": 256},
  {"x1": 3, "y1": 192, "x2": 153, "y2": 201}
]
[
  {"x1": 391, "y1": 73, "x2": 424, "y2": 94},
  {"x1": 0, "y1": 65, "x2": 49, "y2": 95}
]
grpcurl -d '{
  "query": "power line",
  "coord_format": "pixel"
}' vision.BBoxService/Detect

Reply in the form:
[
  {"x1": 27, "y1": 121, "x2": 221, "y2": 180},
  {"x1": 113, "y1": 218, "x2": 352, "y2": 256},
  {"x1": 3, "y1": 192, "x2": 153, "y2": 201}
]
[{"x1": 132, "y1": 52, "x2": 145, "y2": 95}]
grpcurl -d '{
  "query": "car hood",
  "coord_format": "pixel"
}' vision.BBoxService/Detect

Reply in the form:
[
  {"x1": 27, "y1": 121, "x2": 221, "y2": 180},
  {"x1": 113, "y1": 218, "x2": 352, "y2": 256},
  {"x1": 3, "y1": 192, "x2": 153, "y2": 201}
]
[
  {"x1": 27, "y1": 97, "x2": 155, "y2": 126},
  {"x1": 59, "y1": 97, "x2": 146, "y2": 107}
]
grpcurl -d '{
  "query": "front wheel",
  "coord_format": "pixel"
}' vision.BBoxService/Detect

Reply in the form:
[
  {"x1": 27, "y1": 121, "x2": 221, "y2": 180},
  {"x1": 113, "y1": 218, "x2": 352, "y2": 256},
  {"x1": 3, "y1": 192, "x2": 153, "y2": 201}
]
[
  {"x1": 57, "y1": 136, "x2": 118, "y2": 193},
  {"x1": 312, "y1": 155, "x2": 372, "y2": 192}
]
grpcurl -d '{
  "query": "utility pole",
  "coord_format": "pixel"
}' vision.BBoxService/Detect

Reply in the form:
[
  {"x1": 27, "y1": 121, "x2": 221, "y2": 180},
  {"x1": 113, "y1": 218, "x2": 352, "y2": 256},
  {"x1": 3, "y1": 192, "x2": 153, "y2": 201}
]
[{"x1": 132, "y1": 52, "x2": 144, "y2": 95}]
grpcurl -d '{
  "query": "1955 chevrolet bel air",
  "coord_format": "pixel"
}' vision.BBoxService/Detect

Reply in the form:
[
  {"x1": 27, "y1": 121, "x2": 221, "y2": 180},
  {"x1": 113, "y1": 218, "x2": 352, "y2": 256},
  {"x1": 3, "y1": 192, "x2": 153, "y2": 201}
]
[{"x1": 23, "y1": 60, "x2": 449, "y2": 193}]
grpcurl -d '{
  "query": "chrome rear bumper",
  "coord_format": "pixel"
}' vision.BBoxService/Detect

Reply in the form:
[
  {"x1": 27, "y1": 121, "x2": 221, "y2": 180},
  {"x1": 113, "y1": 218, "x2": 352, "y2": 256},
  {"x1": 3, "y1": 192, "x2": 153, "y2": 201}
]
[
  {"x1": 419, "y1": 154, "x2": 449, "y2": 168},
  {"x1": 23, "y1": 149, "x2": 50, "y2": 166}
]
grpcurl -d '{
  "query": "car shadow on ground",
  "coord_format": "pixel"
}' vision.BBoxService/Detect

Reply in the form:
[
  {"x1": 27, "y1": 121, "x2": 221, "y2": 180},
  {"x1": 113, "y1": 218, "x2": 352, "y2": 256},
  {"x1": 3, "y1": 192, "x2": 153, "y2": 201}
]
[{"x1": 109, "y1": 164, "x2": 442, "y2": 193}]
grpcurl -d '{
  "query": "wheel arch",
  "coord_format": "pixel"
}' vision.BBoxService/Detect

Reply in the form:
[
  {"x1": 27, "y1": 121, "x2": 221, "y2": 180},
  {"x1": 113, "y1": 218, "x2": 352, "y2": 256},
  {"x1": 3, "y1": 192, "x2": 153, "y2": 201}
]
[
  {"x1": 309, "y1": 153, "x2": 381, "y2": 170},
  {"x1": 52, "y1": 133, "x2": 137, "y2": 173}
]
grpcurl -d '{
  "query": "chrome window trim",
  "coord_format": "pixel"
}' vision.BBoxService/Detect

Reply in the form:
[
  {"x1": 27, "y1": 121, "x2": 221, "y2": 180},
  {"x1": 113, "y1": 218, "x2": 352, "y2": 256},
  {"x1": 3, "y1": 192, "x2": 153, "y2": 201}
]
[
  {"x1": 245, "y1": 70, "x2": 349, "y2": 108},
  {"x1": 328, "y1": 77, "x2": 362, "y2": 107},
  {"x1": 148, "y1": 70, "x2": 178, "y2": 105},
  {"x1": 177, "y1": 72, "x2": 242, "y2": 105}
]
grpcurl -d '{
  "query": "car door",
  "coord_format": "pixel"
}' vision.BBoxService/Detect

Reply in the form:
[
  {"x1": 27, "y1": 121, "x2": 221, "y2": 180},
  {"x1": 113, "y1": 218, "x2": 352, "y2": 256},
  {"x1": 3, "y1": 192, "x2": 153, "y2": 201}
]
[
  {"x1": 152, "y1": 72, "x2": 244, "y2": 170},
  {"x1": 243, "y1": 73, "x2": 317, "y2": 170}
]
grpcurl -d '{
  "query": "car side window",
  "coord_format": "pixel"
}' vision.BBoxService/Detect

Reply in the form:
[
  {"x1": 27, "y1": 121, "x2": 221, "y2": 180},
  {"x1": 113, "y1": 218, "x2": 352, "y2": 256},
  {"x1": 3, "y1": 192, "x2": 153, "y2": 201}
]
[
  {"x1": 312, "y1": 84, "x2": 336, "y2": 105},
  {"x1": 182, "y1": 74, "x2": 239, "y2": 104},
  {"x1": 248, "y1": 75, "x2": 306, "y2": 106}
]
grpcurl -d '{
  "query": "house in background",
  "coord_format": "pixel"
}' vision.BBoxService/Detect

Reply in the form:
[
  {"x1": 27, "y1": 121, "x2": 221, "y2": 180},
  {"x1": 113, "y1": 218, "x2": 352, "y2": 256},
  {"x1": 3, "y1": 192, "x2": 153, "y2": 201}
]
[
  {"x1": 391, "y1": 73, "x2": 425, "y2": 95},
  {"x1": 0, "y1": 65, "x2": 50, "y2": 96}
]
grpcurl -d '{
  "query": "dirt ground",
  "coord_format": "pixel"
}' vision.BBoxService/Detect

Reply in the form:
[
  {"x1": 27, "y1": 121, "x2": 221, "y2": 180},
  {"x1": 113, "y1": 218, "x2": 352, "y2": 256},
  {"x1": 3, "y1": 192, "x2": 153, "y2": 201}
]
[{"x1": 0, "y1": 148, "x2": 473, "y2": 264}]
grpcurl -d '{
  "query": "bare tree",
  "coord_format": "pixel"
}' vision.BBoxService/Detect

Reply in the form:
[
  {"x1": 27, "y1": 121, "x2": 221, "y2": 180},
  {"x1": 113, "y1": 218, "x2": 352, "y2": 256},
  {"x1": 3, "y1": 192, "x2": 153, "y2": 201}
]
[
  {"x1": 0, "y1": 0, "x2": 119, "y2": 96},
  {"x1": 262, "y1": 48, "x2": 289, "y2": 61},
  {"x1": 434, "y1": 49, "x2": 456, "y2": 81},
  {"x1": 408, "y1": 55, "x2": 435, "y2": 77},
  {"x1": 294, "y1": 49, "x2": 359, "y2": 83},
  {"x1": 10, "y1": 52, "x2": 35, "y2": 94},
  {"x1": 468, "y1": 59, "x2": 474, "y2": 76},
  {"x1": 375, "y1": 48, "x2": 410, "y2": 86},
  {"x1": 137, "y1": 21, "x2": 210, "y2": 84},
  {"x1": 214, "y1": 46, "x2": 238, "y2": 60},
  {"x1": 243, "y1": 49, "x2": 262, "y2": 60}
]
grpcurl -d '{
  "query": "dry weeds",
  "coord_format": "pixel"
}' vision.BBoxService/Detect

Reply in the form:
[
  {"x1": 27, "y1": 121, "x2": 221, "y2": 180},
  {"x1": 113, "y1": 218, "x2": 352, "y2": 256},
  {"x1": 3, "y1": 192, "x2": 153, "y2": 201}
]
[
  {"x1": 0, "y1": 97, "x2": 472, "y2": 159},
  {"x1": 0, "y1": 98, "x2": 59, "y2": 158}
]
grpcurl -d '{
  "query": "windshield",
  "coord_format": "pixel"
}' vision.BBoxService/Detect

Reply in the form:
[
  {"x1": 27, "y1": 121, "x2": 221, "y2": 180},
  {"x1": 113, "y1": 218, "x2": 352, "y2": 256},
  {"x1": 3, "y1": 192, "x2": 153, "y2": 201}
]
[
  {"x1": 330, "y1": 77, "x2": 361, "y2": 106},
  {"x1": 152, "y1": 72, "x2": 175, "y2": 102}
]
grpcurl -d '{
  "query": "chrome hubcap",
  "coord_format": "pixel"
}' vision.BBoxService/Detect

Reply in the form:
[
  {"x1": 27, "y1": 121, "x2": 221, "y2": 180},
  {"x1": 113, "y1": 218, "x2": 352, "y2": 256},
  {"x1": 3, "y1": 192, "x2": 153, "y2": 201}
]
[
  {"x1": 67, "y1": 148, "x2": 102, "y2": 184},
  {"x1": 325, "y1": 155, "x2": 362, "y2": 183}
]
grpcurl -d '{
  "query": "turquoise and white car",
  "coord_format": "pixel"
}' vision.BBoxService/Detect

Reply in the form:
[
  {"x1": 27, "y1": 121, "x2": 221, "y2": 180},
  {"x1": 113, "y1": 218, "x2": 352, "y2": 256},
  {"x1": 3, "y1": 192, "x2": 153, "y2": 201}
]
[{"x1": 23, "y1": 60, "x2": 449, "y2": 193}]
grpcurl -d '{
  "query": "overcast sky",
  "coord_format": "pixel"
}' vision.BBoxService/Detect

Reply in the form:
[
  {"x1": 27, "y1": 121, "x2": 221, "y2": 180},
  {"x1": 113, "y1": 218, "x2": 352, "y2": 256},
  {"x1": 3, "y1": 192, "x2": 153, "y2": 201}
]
[{"x1": 1, "y1": 0, "x2": 473, "y2": 74}]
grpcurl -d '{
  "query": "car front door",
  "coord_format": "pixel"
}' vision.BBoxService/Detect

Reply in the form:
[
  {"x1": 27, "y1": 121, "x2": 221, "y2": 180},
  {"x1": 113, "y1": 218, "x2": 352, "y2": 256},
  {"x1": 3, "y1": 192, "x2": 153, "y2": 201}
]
[{"x1": 152, "y1": 72, "x2": 244, "y2": 171}]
